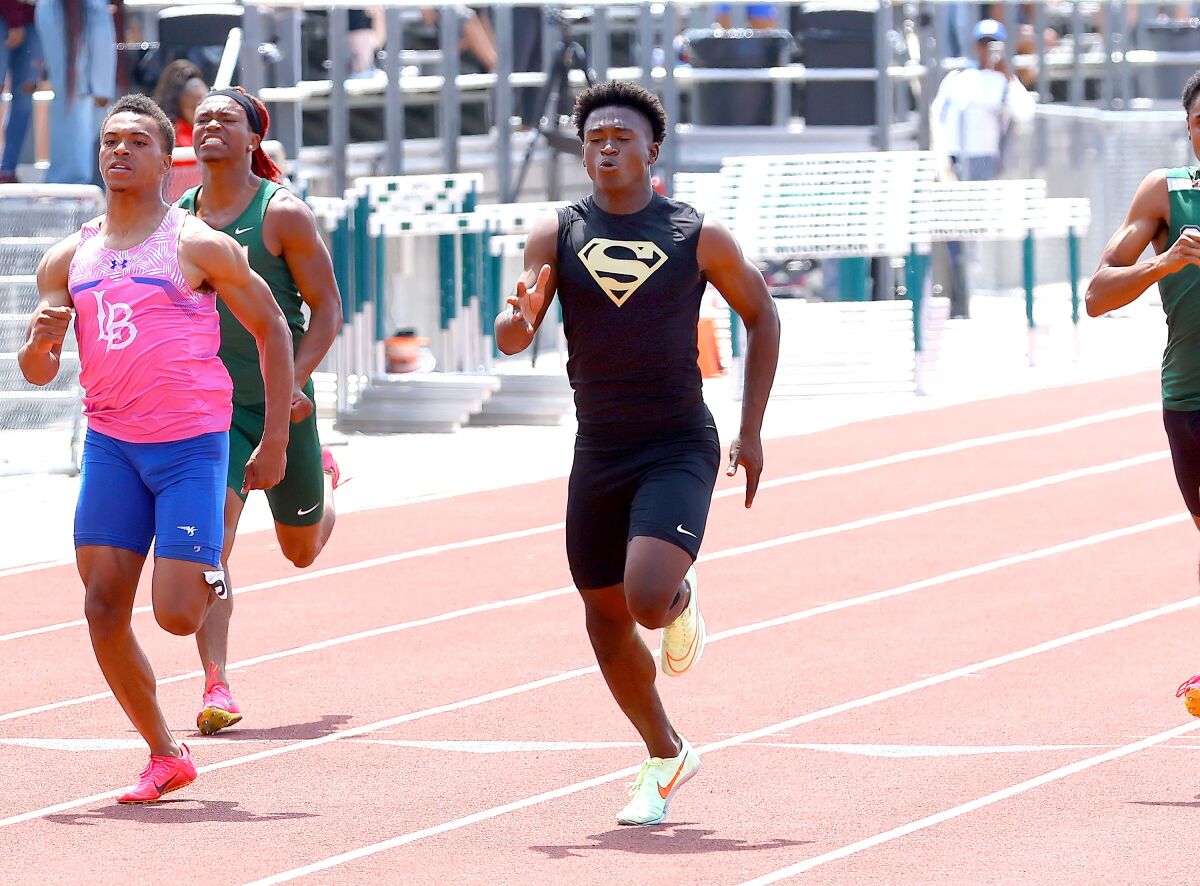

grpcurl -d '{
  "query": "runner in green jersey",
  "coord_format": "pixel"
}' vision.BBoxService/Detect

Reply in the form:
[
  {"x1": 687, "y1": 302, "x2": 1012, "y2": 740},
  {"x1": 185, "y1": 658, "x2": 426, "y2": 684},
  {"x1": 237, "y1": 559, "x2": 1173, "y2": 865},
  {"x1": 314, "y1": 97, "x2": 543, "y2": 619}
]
[
  {"x1": 179, "y1": 88, "x2": 344, "y2": 735},
  {"x1": 1087, "y1": 70, "x2": 1200, "y2": 720}
]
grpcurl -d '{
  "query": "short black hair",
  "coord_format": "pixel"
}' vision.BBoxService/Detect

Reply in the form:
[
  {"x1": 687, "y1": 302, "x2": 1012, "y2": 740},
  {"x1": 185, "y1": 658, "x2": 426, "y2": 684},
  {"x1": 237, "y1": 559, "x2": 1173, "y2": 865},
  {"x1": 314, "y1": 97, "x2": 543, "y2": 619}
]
[
  {"x1": 104, "y1": 93, "x2": 175, "y2": 153},
  {"x1": 1184, "y1": 69, "x2": 1200, "y2": 113},
  {"x1": 574, "y1": 81, "x2": 667, "y2": 144}
]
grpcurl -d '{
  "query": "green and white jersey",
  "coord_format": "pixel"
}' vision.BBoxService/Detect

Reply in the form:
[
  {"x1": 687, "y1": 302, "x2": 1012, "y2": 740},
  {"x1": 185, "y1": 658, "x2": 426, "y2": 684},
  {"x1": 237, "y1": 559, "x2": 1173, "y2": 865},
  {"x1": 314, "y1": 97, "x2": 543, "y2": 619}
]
[
  {"x1": 1161, "y1": 168, "x2": 1200, "y2": 410},
  {"x1": 178, "y1": 180, "x2": 306, "y2": 406}
]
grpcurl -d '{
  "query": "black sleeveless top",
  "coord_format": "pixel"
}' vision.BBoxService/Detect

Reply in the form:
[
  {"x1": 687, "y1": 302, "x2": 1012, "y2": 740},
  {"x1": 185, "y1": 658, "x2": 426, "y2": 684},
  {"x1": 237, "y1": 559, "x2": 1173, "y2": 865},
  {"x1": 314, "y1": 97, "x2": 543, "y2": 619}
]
[{"x1": 555, "y1": 192, "x2": 710, "y2": 441}]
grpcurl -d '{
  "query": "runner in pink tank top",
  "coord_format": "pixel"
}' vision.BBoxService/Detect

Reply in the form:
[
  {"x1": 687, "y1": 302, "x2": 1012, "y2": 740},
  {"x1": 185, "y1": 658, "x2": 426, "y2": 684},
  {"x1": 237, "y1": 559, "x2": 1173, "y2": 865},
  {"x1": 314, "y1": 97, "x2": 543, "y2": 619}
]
[
  {"x1": 70, "y1": 206, "x2": 233, "y2": 443},
  {"x1": 17, "y1": 95, "x2": 295, "y2": 805}
]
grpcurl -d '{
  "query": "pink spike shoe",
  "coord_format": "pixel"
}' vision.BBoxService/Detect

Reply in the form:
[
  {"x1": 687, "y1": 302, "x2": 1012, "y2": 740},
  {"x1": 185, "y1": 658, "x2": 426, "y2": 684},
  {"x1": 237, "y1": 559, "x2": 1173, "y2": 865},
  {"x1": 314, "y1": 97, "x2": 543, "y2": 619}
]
[
  {"x1": 1177, "y1": 675, "x2": 1200, "y2": 718},
  {"x1": 322, "y1": 446, "x2": 349, "y2": 490},
  {"x1": 196, "y1": 662, "x2": 242, "y2": 735},
  {"x1": 117, "y1": 743, "x2": 197, "y2": 804}
]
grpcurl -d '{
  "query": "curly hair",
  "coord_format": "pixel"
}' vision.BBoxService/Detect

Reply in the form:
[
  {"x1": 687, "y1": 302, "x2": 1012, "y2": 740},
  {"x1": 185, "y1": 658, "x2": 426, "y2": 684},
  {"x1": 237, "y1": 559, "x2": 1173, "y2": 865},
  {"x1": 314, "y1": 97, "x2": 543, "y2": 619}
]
[
  {"x1": 1185, "y1": 69, "x2": 1200, "y2": 114},
  {"x1": 104, "y1": 93, "x2": 175, "y2": 153},
  {"x1": 573, "y1": 81, "x2": 668, "y2": 144},
  {"x1": 153, "y1": 60, "x2": 207, "y2": 125}
]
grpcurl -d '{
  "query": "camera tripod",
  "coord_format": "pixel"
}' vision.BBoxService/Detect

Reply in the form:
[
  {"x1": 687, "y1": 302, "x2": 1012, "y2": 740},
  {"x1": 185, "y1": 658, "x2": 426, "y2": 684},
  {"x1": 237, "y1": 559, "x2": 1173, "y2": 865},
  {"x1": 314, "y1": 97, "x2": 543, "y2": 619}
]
[{"x1": 506, "y1": 10, "x2": 595, "y2": 203}]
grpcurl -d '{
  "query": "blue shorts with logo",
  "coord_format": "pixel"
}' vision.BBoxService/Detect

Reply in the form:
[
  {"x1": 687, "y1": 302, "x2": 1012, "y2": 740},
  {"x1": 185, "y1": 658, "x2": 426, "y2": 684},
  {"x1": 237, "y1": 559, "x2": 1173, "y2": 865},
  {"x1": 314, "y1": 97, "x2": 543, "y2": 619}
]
[{"x1": 74, "y1": 428, "x2": 228, "y2": 567}]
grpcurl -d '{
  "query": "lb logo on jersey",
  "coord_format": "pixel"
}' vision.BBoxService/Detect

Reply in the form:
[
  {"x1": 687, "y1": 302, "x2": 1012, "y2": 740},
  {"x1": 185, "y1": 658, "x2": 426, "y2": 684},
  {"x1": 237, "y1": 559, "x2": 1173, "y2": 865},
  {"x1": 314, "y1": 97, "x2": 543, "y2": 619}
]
[
  {"x1": 578, "y1": 238, "x2": 667, "y2": 307},
  {"x1": 92, "y1": 290, "x2": 138, "y2": 351}
]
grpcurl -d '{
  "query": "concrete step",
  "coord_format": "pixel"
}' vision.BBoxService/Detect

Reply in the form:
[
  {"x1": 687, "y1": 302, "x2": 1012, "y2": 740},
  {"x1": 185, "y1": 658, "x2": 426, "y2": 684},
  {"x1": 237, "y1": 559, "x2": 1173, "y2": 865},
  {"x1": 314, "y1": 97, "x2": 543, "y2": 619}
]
[
  {"x1": 335, "y1": 372, "x2": 499, "y2": 434},
  {"x1": 469, "y1": 372, "x2": 573, "y2": 427}
]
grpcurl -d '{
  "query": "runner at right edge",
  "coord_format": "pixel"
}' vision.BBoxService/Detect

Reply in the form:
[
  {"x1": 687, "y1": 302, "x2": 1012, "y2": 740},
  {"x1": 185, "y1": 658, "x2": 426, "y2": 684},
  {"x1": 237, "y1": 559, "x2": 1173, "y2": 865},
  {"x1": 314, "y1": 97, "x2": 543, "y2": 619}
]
[{"x1": 1085, "y1": 70, "x2": 1200, "y2": 718}]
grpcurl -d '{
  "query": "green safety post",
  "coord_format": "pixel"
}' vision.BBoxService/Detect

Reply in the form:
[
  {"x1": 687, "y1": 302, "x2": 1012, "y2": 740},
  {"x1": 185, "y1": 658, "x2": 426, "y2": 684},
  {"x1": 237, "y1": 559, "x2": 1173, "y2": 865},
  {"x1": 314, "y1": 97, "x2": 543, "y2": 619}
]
[
  {"x1": 332, "y1": 211, "x2": 352, "y2": 325},
  {"x1": 438, "y1": 233, "x2": 456, "y2": 331},
  {"x1": 374, "y1": 217, "x2": 387, "y2": 343},
  {"x1": 1068, "y1": 226, "x2": 1080, "y2": 325},
  {"x1": 839, "y1": 256, "x2": 871, "y2": 301},
  {"x1": 728, "y1": 305, "x2": 742, "y2": 359},
  {"x1": 1023, "y1": 230, "x2": 1036, "y2": 329},
  {"x1": 906, "y1": 246, "x2": 928, "y2": 352},
  {"x1": 461, "y1": 218, "x2": 479, "y2": 315},
  {"x1": 481, "y1": 227, "x2": 494, "y2": 331},
  {"x1": 353, "y1": 193, "x2": 371, "y2": 316}
]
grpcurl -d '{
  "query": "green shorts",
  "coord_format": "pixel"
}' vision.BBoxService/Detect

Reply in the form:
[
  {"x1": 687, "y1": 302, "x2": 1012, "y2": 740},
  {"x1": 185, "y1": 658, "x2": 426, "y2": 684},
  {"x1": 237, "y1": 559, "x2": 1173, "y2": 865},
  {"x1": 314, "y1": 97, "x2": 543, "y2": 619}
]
[{"x1": 228, "y1": 379, "x2": 324, "y2": 527}]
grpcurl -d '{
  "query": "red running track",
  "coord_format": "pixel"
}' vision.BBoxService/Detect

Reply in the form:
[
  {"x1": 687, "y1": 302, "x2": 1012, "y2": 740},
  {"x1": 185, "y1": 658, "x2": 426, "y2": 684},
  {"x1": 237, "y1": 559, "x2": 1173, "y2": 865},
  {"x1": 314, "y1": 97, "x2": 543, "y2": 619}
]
[{"x1": 1, "y1": 371, "x2": 1197, "y2": 884}]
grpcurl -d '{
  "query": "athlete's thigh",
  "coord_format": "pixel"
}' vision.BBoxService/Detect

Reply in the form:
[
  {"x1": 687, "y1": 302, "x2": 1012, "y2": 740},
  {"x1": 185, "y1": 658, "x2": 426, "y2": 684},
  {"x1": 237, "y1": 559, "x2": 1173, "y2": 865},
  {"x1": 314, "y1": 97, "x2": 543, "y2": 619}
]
[
  {"x1": 226, "y1": 400, "x2": 263, "y2": 503},
  {"x1": 265, "y1": 393, "x2": 325, "y2": 529},
  {"x1": 627, "y1": 429, "x2": 721, "y2": 561},
  {"x1": 1163, "y1": 408, "x2": 1200, "y2": 519},
  {"x1": 139, "y1": 431, "x2": 229, "y2": 569},
  {"x1": 74, "y1": 428, "x2": 156, "y2": 558},
  {"x1": 566, "y1": 443, "x2": 638, "y2": 591}
]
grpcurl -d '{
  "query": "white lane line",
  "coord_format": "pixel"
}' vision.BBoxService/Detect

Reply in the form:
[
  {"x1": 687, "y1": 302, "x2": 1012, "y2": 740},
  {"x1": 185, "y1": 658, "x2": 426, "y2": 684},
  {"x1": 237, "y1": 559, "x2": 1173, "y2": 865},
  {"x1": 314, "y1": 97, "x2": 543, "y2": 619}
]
[
  {"x1": 0, "y1": 400, "x2": 1157, "y2": 606},
  {"x1": 241, "y1": 593, "x2": 1200, "y2": 886},
  {"x1": 0, "y1": 737, "x2": 285, "y2": 751},
  {"x1": 0, "y1": 514, "x2": 1186, "y2": 832},
  {"x1": 0, "y1": 522, "x2": 567, "y2": 643},
  {"x1": 0, "y1": 559, "x2": 75, "y2": 579},
  {"x1": 752, "y1": 743, "x2": 1115, "y2": 758},
  {"x1": 351, "y1": 740, "x2": 644, "y2": 753},
  {"x1": 714, "y1": 402, "x2": 1159, "y2": 500},
  {"x1": 735, "y1": 720, "x2": 1200, "y2": 884},
  {"x1": 0, "y1": 460, "x2": 1177, "y2": 726}
]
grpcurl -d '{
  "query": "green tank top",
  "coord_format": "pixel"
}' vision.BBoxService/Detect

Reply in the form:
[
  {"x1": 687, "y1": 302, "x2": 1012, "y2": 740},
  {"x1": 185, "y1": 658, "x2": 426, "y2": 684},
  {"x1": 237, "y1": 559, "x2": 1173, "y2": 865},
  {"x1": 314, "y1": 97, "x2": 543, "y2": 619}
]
[
  {"x1": 1161, "y1": 167, "x2": 1200, "y2": 410},
  {"x1": 178, "y1": 180, "x2": 305, "y2": 405}
]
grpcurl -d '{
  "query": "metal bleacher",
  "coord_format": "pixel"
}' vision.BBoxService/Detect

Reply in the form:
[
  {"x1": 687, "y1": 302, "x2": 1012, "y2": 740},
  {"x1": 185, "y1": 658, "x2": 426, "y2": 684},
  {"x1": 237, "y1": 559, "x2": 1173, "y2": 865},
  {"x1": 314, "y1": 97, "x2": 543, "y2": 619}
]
[{"x1": 0, "y1": 185, "x2": 105, "y2": 476}]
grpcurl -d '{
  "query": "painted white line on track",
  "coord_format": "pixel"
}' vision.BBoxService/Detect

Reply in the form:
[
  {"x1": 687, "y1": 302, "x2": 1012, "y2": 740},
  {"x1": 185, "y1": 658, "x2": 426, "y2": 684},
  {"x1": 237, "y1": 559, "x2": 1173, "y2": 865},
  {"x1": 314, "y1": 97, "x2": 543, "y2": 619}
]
[
  {"x1": 0, "y1": 457, "x2": 1176, "y2": 725},
  {"x1": 735, "y1": 720, "x2": 1200, "y2": 884},
  {"x1": 0, "y1": 513, "x2": 1187, "y2": 832},
  {"x1": 712, "y1": 402, "x2": 1159, "y2": 501},
  {"x1": 0, "y1": 522, "x2": 567, "y2": 643},
  {"x1": 241, "y1": 593, "x2": 1200, "y2": 885},
  {"x1": 0, "y1": 400, "x2": 1157, "y2": 607},
  {"x1": 752, "y1": 743, "x2": 1115, "y2": 758}
]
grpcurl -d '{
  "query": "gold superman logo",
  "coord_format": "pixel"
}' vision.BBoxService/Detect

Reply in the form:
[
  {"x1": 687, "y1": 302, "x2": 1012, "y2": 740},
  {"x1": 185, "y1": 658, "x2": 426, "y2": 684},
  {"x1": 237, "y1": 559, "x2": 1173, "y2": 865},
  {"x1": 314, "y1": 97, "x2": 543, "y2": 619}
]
[{"x1": 578, "y1": 238, "x2": 668, "y2": 307}]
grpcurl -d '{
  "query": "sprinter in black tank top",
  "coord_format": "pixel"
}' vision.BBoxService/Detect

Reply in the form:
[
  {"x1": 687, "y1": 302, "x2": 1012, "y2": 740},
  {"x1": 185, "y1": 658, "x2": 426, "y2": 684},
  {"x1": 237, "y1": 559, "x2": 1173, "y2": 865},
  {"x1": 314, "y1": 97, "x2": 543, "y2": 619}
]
[{"x1": 495, "y1": 82, "x2": 780, "y2": 827}]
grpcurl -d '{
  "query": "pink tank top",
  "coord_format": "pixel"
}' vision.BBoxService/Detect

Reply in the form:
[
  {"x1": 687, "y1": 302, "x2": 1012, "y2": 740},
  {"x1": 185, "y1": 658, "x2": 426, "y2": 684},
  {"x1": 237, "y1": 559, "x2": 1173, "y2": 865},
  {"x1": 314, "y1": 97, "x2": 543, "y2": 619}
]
[{"x1": 68, "y1": 207, "x2": 233, "y2": 443}]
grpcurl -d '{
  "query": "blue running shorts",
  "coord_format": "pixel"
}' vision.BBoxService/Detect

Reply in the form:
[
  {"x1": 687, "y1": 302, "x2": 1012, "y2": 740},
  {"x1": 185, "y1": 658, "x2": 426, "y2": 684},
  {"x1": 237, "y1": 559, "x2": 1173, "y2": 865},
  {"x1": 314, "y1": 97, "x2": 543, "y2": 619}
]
[{"x1": 74, "y1": 428, "x2": 228, "y2": 566}]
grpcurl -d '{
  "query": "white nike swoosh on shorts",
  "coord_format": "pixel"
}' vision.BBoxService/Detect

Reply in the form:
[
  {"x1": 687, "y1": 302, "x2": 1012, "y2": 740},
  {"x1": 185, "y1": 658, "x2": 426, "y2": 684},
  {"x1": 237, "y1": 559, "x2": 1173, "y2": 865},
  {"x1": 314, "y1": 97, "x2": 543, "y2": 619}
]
[
  {"x1": 297, "y1": 503, "x2": 320, "y2": 516},
  {"x1": 676, "y1": 524, "x2": 698, "y2": 538}
]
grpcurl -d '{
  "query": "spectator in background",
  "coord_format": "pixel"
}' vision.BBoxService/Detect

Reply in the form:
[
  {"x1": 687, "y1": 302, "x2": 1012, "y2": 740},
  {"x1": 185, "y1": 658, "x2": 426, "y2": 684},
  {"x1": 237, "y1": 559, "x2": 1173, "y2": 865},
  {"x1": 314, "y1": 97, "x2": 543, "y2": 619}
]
[
  {"x1": 0, "y1": 0, "x2": 41, "y2": 184},
  {"x1": 930, "y1": 19, "x2": 1036, "y2": 316},
  {"x1": 35, "y1": 0, "x2": 116, "y2": 184},
  {"x1": 714, "y1": 3, "x2": 777, "y2": 30},
  {"x1": 347, "y1": 7, "x2": 381, "y2": 79},
  {"x1": 931, "y1": 19, "x2": 1035, "y2": 183},
  {"x1": 153, "y1": 59, "x2": 207, "y2": 149}
]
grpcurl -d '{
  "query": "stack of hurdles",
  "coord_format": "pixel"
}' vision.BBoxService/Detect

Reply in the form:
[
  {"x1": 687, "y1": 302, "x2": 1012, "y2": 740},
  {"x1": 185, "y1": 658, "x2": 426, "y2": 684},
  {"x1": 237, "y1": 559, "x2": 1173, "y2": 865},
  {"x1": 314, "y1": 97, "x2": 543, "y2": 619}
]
[{"x1": 313, "y1": 173, "x2": 574, "y2": 433}]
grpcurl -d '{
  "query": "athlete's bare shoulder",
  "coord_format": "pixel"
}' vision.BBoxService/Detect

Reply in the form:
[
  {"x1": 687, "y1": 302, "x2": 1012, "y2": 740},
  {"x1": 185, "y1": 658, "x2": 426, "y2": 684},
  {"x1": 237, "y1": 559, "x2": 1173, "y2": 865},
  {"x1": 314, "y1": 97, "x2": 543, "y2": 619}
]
[
  {"x1": 36, "y1": 229, "x2": 84, "y2": 292},
  {"x1": 178, "y1": 211, "x2": 238, "y2": 255},
  {"x1": 263, "y1": 185, "x2": 320, "y2": 242},
  {"x1": 177, "y1": 212, "x2": 244, "y2": 288}
]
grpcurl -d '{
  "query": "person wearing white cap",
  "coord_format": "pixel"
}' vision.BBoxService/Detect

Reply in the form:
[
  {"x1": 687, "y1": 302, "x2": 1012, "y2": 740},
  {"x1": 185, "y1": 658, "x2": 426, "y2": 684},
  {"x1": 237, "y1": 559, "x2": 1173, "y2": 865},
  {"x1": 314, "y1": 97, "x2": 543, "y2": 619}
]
[{"x1": 930, "y1": 18, "x2": 1036, "y2": 316}]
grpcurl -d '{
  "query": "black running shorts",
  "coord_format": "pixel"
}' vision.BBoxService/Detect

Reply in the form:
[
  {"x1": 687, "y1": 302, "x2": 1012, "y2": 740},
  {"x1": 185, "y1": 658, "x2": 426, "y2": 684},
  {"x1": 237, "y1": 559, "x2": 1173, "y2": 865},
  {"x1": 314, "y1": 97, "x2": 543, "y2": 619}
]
[
  {"x1": 1163, "y1": 407, "x2": 1200, "y2": 516},
  {"x1": 565, "y1": 426, "x2": 721, "y2": 591}
]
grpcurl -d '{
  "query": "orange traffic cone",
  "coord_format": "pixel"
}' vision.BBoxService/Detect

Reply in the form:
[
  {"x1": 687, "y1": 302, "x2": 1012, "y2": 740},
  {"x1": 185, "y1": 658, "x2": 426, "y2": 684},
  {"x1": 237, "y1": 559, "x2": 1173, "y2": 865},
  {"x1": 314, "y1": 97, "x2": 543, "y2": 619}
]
[{"x1": 697, "y1": 317, "x2": 725, "y2": 378}]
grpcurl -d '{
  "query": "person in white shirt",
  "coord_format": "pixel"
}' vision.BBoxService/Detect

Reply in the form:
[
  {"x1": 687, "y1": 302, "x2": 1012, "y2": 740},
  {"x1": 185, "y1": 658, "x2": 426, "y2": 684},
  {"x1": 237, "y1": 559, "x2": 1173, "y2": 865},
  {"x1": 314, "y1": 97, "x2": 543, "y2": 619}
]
[
  {"x1": 930, "y1": 18, "x2": 1036, "y2": 182},
  {"x1": 930, "y1": 18, "x2": 1036, "y2": 317}
]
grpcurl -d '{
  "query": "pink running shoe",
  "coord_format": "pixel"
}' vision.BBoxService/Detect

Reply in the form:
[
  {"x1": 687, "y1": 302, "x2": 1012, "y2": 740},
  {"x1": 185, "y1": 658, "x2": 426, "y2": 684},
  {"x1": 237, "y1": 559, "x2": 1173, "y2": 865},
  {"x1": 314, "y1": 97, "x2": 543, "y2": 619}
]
[
  {"x1": 117, "y1": 743, "x2": 197, "y2": 804},
  {"x1": 1178, "y1": 675, "x2": 1200, "y2": 718},
  {"x1": 196, "y1": 662, "x2": 242, "y2": 735},
  {"x1": 321, "y1": 446, "x2": 349, "y2": 490}
]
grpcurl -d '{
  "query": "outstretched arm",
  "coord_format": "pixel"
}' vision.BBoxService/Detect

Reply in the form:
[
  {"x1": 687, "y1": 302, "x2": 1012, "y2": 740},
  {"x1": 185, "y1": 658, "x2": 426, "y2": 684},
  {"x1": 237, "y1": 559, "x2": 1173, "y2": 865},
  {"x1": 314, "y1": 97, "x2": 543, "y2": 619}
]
[
  {"x1": 19, "y1": 234, "x2": 79, "y2": 386},
  {"x1": 182, "y1": 221, "x2": 293, "y2": 491},
  {"x1": 271, "y1": 191, "x2": 343, "y2": 422},
  {"x1": 494, "y1": 213, "x2": 559, "y2": 355},
  {"x1": 697, "y1": 216, "x2": 780, "y2": 508},
  {"x1": 1086, "y1": 169, "x2": 1181, "y2": 317}
]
